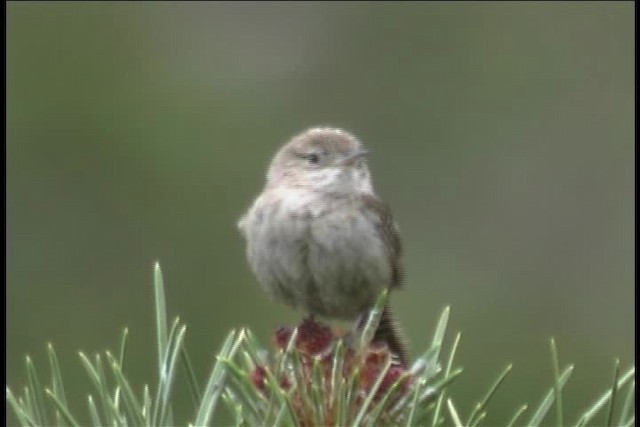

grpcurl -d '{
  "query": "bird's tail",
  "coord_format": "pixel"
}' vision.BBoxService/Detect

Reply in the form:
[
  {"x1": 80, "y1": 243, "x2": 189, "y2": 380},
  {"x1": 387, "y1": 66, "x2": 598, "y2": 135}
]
[{"x1": 370, "y1": 304, "x2": 409, "y2": 367}]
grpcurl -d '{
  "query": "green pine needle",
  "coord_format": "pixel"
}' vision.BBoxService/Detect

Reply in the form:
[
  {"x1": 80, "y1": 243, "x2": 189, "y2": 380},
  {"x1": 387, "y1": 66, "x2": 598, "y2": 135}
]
[
  {"x1": 528, "y1": 364, "x2": 574, "y2": 426},
  {"x1": 5, "y1": 262, "x2": 636, "y2": 427},
  {"x1": 466, "y1": 363, "x2": 513, "y2": 426},
  {"x1": 550, "y1": 337, "x2": 563, "y2": 427},
  {"x1": 506, "y1": 403, "x2": 528, "y2": 427}
]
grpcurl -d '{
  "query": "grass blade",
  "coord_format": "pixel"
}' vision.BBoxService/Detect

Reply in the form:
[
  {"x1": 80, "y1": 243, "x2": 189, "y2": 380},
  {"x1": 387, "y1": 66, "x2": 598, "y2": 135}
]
[
  {"x1": 23, "y1": 387, "x2": 37, "y2": 423},
  {"x1": 6, "y1": 387, "x2": 37, "y2": 426},
  {"x1": 243, "y1": 328, "x2": 268, "y2": 367},
  {"x1": 467, "y1": 363, "x2": 513, "y2": 426},
  {"x1": 430, "y1": 306, "x2": 450, "y2": 363},
  {"x1": 194, "y1": 329, "x2": 244, "y2": 427},
  {"x1": 352, "y1": 357, "x2": 393, "y2": 426},
  {"x1": 25, "y1": 355, "x2": 49, "y2": 426},
  {"x1": 605, "y1": 359, "x2": 621, "y2": 427},
  {"x1": 142, "y1": 384, "x2": 152, "y2": 421},
  {"x1": 78, "y1": 352, "x2": 118, "y2": 425},
  {"x1": 151, "y1": 317, "x2": 179, "y2": 425},
  {"x1": 575, "y1": 366, "x2": 635, "y2": 426},
  {"x1": 329, "y1": 339, "x2": 345, "y2": 409},
  {"x1": 44, "y1": 388, "x2": 79, "y2": 426},
  {"x1": 95, "y1": 353, "x2": 122, "y2": 425},
  {"x1": 181, "y1": 346, "x2": 202, "y2": 409},
  {"x1": 287, "y1": 347, "x2": 315, "y2": 424},
  {"x1": 261, "y1": 362, "x2": 296, "y2": 425},
  {"x1": 550, "y1": 338, "x2": 563, "y2": 427},
  {"x1": 118, "y1": 328, "x2": 129, "y2": 372},
  {"x1": 618, "y1": 379, "x2": 635, "y2": 426},
  {"x1": 272, "y1": 399, "x2": 291, "y2": 427},
  {"x1": 153, "y1": 320, "x2": 187, "y2": 426},
  {"x1": 113, "y1": 385, "x2": 121, "y2": 413},
  {"x1": 222, "y1": 389, "x2": 246, "y2": 427},
  {"x1": 335, "y1": 377, "x2": 348, "y2": 427},
  {"x1": 506, "y1": 403, "x2": 528, "y2": 427},
  {"x1": 359, "y1": 290, "x2": 389, "y2": 352},
  {"x1": 344, "y1": 367, "x2": 362, "y2": 425},
  {"x1": 274, "y1": 327, "x2": 299, "y2": 379},
  {"x1": 87, "y1": 395, "x2": 102, "y2": 426},
  {"x1": 106, "y1": 351, "x2": 145, "y2": 426},
  {"x1": 367, "y1": 370, "x2": 412, "y2": 425},
  {"x1": 223, "y1": 357, "x2": 267, "y2": 417},
  {"x1": 410, "y1": 307, "x2": 450, "y2": 380},
  {"x1": 528, "y1": 364, "x2": 573, "y2": 426},
  {"x1": 419, "y1": 367, "x2": 463, "y2": 406},
  {"x1": 309, "y1": 358, "x2": 326, "y2": 427},
  {"x1": 446, "y1": 398, "x2": 463, "y2": 427},
  {"x1": 154, "y1": 261, "x2": 169, "y2": 383},
  {"x1": 431, "y1": 331, "x2": 461, "y2": 427},
  {"x1": 473, "y1": 411, "x2": 487, "y2": 425},
  {"x1": 404, "y1": 376, "x2": 425, "y2": 427},
  {"x1": 47, "y1": 344, "x2": 68, "y2": 408}
]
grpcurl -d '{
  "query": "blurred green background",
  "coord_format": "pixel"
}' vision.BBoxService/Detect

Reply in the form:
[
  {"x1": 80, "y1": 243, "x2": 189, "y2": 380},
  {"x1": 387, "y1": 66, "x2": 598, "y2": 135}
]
[{"x1": 7, "y1": 2, "x2": 634, "y2": 425}]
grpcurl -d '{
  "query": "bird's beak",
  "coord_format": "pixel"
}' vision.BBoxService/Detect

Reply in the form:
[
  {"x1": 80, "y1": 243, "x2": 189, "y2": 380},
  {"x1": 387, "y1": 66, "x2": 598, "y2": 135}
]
[{"x1": 342, "y1": 148, "x2": 369, "y2": 166}]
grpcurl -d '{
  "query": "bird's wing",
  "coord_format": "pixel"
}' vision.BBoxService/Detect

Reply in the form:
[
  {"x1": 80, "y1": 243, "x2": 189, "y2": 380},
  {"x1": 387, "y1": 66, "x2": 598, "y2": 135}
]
[{"x1": 360, "y1": 194, "x2": 404, "y2": 289}]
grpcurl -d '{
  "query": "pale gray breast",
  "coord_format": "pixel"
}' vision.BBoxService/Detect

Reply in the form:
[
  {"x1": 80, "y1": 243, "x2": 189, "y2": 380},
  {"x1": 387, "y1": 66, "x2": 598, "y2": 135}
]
[
  {"x1": 307, "y1": 197, "x2": 390, "y2": 288},
  {"x1": 302, "y1": 195, "x2": 391, "y2": 318},
  {"x1": 242, "y1": 189, "x2": 391, "y2": 319},
  {"x1": 242, "y1": 192, "x2": 312, "y2": 308}
]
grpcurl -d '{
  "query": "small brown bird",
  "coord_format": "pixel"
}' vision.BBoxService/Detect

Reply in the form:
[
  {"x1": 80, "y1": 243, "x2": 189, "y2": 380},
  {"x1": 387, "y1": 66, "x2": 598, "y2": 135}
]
[{"x1": 238, "y1": 127, "x2": 408, "y2": 365}]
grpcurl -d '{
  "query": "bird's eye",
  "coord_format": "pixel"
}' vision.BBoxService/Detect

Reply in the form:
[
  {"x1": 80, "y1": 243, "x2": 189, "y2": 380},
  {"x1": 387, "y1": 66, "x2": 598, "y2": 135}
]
[{"x1": 305, "y1": 153, "x2": 320, "y2": 164}]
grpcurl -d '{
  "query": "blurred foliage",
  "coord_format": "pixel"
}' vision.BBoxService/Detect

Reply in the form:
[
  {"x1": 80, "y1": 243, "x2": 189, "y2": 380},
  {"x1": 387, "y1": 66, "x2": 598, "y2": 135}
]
[{"x1": 7, "y1": 2, "x2": 633, "y2": 425}]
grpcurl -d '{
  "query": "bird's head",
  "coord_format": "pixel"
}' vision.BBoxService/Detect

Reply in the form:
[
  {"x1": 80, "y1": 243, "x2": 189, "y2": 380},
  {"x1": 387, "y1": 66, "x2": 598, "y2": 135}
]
[{"x1": 266, "y1": 127, "x2": 374, "y2": 195}]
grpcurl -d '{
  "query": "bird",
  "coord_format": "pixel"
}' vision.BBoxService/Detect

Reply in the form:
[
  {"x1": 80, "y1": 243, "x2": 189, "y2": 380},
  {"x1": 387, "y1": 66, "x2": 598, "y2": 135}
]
[{"x1": 238, "y1": 127, "x2": 408, "y2": 366}]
